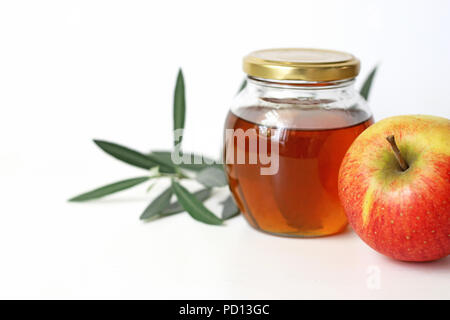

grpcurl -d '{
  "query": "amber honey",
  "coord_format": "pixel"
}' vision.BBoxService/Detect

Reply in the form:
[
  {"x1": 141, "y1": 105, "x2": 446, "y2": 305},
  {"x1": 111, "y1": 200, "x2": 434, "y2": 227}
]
[{"x1": 224, "y1": 106, "x2": 373, "y2": 237}]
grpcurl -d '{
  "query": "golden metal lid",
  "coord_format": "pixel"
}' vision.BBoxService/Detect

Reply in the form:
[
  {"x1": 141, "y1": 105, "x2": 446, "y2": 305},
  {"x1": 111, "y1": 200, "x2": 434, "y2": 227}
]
[{"x1": 243, "y1": 48, "x2": 360, "y2": 81}]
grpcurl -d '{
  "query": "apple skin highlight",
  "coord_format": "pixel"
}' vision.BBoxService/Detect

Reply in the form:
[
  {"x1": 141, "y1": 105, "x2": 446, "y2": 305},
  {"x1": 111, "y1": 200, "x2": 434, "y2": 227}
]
[{"x1": 338, "y1": 115, "x2": 450, "y2": 262}]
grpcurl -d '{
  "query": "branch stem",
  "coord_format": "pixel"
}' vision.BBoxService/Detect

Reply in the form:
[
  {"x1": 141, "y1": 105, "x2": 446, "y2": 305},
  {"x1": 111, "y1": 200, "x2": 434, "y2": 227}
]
[{"x1": 386, "y1": 135, "x2": 409, "y2": 171}]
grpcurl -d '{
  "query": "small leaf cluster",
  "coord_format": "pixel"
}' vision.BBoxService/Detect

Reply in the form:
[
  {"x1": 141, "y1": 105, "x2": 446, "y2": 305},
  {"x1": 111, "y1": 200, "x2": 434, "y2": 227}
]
[{"x1": 69, "y1": 69, "x2": 239, "y2": 225}]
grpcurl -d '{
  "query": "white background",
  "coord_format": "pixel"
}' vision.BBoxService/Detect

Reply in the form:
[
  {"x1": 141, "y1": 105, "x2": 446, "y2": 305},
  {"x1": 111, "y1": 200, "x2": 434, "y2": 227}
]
[{"x1": 0, "y1": 0, "x2": 449, "y2": 299}]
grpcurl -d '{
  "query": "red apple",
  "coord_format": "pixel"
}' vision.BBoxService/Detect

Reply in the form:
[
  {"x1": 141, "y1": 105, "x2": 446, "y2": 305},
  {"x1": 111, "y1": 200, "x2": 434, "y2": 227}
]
[{"x1": 338, "y1": 115, "x2": 450, "y2": 261}]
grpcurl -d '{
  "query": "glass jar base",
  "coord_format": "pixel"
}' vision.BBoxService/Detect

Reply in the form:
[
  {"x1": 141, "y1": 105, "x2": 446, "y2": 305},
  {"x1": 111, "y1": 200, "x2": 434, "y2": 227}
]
[{"x1": 247, "y1": 222, "x2": 348, "y2": 238}]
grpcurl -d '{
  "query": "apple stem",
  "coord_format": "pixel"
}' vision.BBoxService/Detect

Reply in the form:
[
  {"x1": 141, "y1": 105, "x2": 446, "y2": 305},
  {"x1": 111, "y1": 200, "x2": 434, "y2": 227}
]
[{"x1": 386, "y1": 135, "x2": 409, "y2": 171}]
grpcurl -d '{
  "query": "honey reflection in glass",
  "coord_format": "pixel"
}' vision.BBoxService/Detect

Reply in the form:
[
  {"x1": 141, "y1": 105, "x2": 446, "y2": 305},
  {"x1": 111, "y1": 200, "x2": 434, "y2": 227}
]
[{"x1": 224, "y1": 105, "x2": 374, "y2": 237}]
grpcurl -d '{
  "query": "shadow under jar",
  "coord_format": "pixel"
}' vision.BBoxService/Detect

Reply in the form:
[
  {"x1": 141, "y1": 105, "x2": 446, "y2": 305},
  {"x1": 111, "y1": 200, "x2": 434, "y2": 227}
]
[{"x1": 224, "y1": 48, "x2": 374, "y2": 237}]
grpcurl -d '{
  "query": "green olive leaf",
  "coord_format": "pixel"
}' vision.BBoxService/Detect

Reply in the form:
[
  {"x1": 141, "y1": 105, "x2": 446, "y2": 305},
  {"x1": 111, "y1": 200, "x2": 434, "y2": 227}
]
[
  {"x1": 360, "y1": 65, "x2": 378, "y2": 101},
  {"x1": 140, "y1": 186, "x2": 173, "y2": 220},
  {"x1": 221, "y1": 195, "x2": 240, "y2": 220},
  {"x1": 237, "y1": 78, "x2": 247, "y2": 94},
  {"x1": 173, "y1": 68, "x2": 186, "y2": 147},
  {"x1": 195, "y1": 167, "x2": 228, "y2": 187},
  {"x1": 161, "y1": 188, "x2": 212, "y2": 216},
  {"x1": 94, "y1": 140, "x2": 175, "y2": 173},
  {"x1": 69, "y1": 176, "x2": 149, "y2": 202},
  {"x1": 141, "y1": 188, "x2": 213, "y2": 222},
  {"x1": 171, "y1": 180, "x2": 223, "y2": 225}
]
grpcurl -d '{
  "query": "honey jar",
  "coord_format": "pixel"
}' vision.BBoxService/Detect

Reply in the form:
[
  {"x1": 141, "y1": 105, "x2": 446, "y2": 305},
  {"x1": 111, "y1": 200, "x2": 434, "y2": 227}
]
[{"x1": 224, "y1": 48, "x2": 374, "y2": 237}]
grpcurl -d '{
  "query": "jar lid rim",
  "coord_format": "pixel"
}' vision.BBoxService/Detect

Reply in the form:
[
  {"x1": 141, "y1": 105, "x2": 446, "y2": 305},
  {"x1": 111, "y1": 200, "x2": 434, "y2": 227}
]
[{"x1": 243, "y1": 48, "x2": 360, "y2": 81}]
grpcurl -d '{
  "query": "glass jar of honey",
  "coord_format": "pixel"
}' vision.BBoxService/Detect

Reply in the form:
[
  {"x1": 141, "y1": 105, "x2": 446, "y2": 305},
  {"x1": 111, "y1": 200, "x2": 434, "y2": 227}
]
[{"x1": 224, "y1": 48, "x2": 374, "y2": 237}]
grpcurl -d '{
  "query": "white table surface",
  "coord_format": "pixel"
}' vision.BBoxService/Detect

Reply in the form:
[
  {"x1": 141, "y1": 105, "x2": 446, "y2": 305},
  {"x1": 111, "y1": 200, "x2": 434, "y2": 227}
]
[{"x1": 0, "y1": 171, "x2": 448, "y2": 300}]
